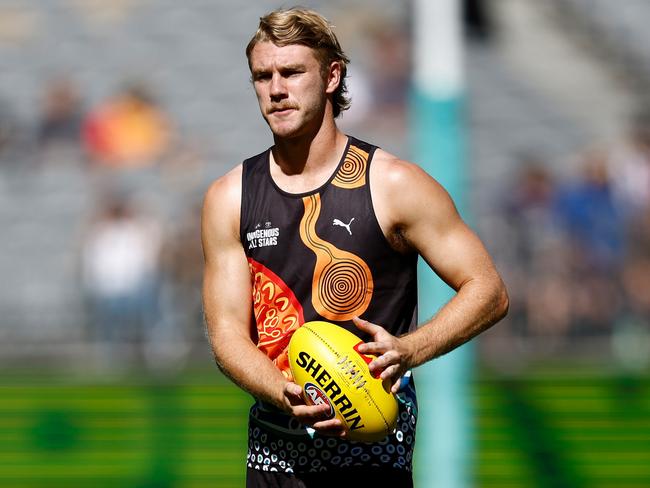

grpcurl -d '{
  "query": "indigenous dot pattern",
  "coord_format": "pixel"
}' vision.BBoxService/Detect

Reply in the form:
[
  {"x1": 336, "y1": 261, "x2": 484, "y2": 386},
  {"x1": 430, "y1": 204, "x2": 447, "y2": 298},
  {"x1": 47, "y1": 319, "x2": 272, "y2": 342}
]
[{"x1": 247, "y1": 381, "x2": 417, "y2": 474}]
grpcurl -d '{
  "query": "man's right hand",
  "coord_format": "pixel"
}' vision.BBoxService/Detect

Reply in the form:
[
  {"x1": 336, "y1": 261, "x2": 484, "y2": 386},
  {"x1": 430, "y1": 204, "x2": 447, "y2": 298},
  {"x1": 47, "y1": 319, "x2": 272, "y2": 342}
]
[{"x1": 281, "y1": 382, "x2": 347, "y2": 437}]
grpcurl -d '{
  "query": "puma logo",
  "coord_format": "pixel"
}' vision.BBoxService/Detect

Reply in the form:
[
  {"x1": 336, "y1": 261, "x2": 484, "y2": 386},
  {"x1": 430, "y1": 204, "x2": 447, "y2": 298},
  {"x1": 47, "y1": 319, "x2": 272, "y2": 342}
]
[{"x1": 333, "y1": 217, "x2": 355, "y2": 235}]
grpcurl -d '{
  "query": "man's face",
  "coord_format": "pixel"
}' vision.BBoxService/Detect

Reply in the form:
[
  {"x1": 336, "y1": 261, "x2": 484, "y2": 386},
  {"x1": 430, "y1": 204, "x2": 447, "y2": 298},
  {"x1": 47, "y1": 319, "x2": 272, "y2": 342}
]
[{"x1": 249, "y1": 42, "x2": 335, "y2": 139}]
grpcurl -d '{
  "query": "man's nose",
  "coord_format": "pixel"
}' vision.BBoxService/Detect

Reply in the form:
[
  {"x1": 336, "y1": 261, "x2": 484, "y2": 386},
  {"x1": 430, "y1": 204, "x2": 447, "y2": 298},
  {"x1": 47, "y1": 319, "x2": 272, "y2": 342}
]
[{"x1": 270, "y1": 74, "x2": 287, "y2": 100}]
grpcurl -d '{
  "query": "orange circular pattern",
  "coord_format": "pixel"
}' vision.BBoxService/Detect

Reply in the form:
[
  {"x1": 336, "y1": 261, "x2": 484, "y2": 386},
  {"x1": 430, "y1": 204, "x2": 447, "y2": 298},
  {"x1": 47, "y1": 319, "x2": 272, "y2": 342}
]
[
  {"x1": 318, "y1": 259, "x2": 369, "y2": 316},
  {"x1": 332, "y1": 146, "x2": 368, "y2": 189}
]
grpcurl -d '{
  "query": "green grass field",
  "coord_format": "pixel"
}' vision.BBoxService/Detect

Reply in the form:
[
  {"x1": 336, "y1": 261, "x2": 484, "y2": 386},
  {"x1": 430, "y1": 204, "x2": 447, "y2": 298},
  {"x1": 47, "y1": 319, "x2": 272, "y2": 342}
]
[
  {"x1": 0, "y1": 367, "x2": 648, "y2": 487},
  {"x1": 475, "y1": 371, "x2": 650, "y2": 487}
]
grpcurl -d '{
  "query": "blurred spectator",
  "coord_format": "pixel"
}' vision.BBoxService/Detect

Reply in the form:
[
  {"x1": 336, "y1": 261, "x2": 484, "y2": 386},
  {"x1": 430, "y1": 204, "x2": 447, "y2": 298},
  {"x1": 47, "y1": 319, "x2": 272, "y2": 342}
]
[
  {"x1": 82, "y1": 82, "x2": 171, "y2": 168},
  {"x1": 464, "y1": 0, "x2": 494, "y2": 42},
  {"x1": 0, "y1": 98, "x2": 21, "y2": 163},
  {"x1": 82, "y1": 196, "x2": 163, "y2": 371},
  {"x1": 497, "y1": 149, "x2": 630, "y2": 343},
  {"x1": 161, "y1": 203, "x2": 203, "y2": 331},
  {"x1": 608, "y1": 110, "x2": 650, "y2": 218},
  {"x1": 500, "y1": 157, "x2": 573, "y2": 342},
  {"x1": 36, "y1": 78, "x2": 83, "y2": 152},
  {"x1": 504, "y1": 158, "x2": 558, "y2": 264},
  {"x1": 367, "y1": 22, "x2": 410, "y2": 112},
  {"x1": 626, "y1": 200, "x2": 650, "y2": 256},
  {"x1": 614, "y1": 203, "x2": 650, "y2": 368},
  {"x1": 154, "y1": 202, "x2": 205, "y2": 368},
  {"x1": 555, "y1": 151, "x2": 626, "y2": 271},
  {"x1": 621, "y1": 252, "x2": 650, "y2": 323},
  {"x1": 554, "y1": 151, "x2": 625, "y2": 334}
]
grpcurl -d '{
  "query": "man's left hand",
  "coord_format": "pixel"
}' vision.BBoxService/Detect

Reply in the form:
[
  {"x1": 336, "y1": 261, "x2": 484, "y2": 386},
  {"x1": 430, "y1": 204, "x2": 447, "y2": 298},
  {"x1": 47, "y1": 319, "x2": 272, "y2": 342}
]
[{"x1": 352, "y1": 316, "x2": 415, "y2": 394}]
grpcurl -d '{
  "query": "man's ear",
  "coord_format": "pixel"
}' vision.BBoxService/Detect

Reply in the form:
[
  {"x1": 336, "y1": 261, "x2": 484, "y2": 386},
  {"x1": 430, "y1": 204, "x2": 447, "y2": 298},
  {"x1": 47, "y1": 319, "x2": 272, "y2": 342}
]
[{"x1": 325, "y1": 61, "x2": 342, "y2": 94}]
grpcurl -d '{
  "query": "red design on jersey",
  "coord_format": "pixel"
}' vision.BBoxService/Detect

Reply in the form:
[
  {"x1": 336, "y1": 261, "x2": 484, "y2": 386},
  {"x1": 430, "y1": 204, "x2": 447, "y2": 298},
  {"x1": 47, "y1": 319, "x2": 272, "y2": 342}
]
[{"x1": 248, "y1": 257, "x2": 305, "y2": 377}]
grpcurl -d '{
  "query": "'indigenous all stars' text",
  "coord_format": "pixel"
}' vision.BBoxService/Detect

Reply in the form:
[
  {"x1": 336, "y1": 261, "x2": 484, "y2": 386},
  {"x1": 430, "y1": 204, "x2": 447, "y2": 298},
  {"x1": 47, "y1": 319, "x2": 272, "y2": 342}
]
[{"x1": 247, "y1": 227, "x2": 280, "y2": 249}]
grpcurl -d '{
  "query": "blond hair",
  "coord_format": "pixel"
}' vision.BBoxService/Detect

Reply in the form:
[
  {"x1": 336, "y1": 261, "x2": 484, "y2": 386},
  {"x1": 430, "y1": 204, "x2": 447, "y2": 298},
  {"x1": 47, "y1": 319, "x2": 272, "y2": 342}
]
[{"x1": 246, "y1": 7, "x2": 351, "y2": 118}]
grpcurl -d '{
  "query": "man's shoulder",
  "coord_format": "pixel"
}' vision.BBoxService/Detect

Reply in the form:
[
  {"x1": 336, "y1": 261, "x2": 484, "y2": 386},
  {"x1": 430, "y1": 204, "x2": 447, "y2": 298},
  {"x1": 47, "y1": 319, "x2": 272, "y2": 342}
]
[
  {"x1": 202, "y1": 164, "x2": 246, "y2": 242},
  {"x1": 203, "y1": 164, "x2": 244, "y2": 215},
  {"x1": 204, "y1": 145, "x2": 271, "y2": 208},
  {"x1": 371, "y1": 148, "x2": 431, "y2": 189},
  {"x1": 370, "y1": 148, "x2": 454, "y2": 228},
  {"x1": 207, "y1": 163, "x2": 243, "y2": 192}
]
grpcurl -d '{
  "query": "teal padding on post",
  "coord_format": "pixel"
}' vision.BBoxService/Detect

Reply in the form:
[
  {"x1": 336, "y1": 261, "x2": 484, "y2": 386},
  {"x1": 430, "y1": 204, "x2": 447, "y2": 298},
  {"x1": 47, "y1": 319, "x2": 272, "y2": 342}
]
[
  {"x1": 410, "y1": 88, "x2": 474, "y2": 488},
  {"x1": 410, "y1": 91, "x2": 467, "y2": 214}
]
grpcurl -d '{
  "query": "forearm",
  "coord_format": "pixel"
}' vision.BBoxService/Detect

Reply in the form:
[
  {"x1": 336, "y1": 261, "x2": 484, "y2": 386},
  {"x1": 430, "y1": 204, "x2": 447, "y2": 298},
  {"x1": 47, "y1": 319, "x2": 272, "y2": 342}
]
[
  {"x1": 404, "y1": 276, "x2": 508, "y2": 367},
  {"x1": 207, "y1": 326, "x2": 289, "y2": 410},
  {"x1": 207, "y1": 322, "x2": 346, "y2": 435}
]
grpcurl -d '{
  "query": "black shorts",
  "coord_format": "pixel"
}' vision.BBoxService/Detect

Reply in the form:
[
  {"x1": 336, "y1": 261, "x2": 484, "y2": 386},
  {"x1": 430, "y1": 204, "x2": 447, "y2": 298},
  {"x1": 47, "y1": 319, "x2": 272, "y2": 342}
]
[{"x1": 246, "y1": 467, "x2": 413, "y2": 488}]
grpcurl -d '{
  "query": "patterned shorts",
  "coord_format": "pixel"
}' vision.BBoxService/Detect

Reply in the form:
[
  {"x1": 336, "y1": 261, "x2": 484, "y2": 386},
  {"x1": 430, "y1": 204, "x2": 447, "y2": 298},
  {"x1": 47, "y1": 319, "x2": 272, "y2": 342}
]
[{"x1": 246, "y1": 381, "x2": 418, "y2": 474}]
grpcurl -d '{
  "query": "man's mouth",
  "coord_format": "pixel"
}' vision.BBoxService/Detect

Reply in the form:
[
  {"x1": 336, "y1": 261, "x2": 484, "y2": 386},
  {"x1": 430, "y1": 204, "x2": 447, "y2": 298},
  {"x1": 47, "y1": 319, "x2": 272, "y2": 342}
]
[{"x1": 270, "y1": 106, "x2": 296, "y2": 115}]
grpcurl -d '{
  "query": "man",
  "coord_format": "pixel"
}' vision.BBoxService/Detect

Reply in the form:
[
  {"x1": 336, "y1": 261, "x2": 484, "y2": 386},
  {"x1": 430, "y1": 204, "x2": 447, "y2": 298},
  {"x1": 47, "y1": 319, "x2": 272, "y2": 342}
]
[{"x1": 202, "y1": 7, "x2": 508, "y2": 487}]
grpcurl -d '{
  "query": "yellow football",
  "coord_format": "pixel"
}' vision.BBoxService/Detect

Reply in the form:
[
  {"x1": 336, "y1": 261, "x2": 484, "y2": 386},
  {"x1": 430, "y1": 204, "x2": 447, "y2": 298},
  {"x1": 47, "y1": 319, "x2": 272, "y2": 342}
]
[{"x1": 287, "y1": 320, "x2": 398, "y2": 442}]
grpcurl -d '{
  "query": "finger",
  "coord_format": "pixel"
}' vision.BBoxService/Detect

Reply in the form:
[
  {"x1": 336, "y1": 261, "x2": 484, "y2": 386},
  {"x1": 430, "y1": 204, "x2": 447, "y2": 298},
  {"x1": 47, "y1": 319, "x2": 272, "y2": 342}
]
[
  {"x1": 368, "y1": 350, "x2": 397, "y2": 375},
  {"x1": 352, "y1": 316, "x2": 383, "y2": 336},
  {"x1": 292, "y1": 402, "x2": 333, "y2": 422},
  {"x1": 312, "y1": 418, "x2": 346, "y2": 436},
  {"x1": 379, "y1": 363, "x2": 401, "y2": 383},
  {"x1": 391, "y1": 377, "x2": 403, "y2": 394},
  {"x1": 283, "y1": 382, "x2": 304, "y2": 405},
  {"x1": 356, "y1": 340, "x2": 386, "y2": 355},
  {"x1": 286, "y1": 383, "x2": 301, "y2": 395}
]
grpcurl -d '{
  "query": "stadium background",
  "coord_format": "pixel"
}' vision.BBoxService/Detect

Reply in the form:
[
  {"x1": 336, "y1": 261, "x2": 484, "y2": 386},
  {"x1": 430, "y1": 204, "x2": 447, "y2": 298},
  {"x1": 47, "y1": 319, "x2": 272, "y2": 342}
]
[{"x1": 0, "y1": 0, "x2": 648, "y2": 486}]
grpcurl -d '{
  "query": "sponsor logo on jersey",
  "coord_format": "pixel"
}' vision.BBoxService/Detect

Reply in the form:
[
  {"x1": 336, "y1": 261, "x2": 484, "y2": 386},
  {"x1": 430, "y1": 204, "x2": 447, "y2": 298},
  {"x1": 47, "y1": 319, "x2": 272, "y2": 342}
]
[
  {"x1": 332, "y1": 217, "x2": 355, "y2": 235},
  {"x1": 247, "y1": 223, "x2": 280, "y2": 249}
]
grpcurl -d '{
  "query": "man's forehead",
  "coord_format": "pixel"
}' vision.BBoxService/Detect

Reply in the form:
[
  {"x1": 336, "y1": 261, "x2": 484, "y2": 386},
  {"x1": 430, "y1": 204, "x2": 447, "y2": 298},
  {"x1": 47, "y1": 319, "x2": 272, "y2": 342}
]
[{"x1": 249, "y1": 42, "x2": 320, "y2": 69}]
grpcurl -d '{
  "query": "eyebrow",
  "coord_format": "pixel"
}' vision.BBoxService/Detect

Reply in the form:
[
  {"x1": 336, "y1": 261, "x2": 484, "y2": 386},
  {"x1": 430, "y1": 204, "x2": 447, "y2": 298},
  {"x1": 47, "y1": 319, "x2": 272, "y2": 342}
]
[{"x1": 280, "y1": 63, "x2": 306, "y2": 71}]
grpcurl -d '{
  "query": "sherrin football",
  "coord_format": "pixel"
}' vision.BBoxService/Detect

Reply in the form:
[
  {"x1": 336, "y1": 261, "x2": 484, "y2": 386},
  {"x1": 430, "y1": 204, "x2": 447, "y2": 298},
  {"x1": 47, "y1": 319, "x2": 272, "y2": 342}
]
[{"x1": 287, "y1": 320, "x2": 398, "y2": 442}]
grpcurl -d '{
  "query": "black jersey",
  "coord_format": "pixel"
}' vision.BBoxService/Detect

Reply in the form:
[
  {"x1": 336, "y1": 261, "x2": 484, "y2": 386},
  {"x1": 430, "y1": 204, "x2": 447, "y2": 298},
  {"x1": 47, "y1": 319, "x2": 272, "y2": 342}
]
[{"x1": 240, "y1": 136, "x2": 418, "y2": 474}]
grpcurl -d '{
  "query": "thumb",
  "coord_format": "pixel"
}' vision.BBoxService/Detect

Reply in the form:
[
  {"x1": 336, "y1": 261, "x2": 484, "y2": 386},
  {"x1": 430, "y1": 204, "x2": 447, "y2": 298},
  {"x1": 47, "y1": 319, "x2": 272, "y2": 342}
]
[{"x1": 284, "y1": 381, "x2": 303, "y2": 399}]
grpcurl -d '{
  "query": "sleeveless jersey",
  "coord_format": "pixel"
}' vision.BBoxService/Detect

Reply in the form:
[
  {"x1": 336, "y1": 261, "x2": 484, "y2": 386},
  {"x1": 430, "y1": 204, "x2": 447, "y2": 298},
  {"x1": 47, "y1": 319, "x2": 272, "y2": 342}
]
[{"x1": 240, "y1": 136, "x2": 418, "y2": 474}]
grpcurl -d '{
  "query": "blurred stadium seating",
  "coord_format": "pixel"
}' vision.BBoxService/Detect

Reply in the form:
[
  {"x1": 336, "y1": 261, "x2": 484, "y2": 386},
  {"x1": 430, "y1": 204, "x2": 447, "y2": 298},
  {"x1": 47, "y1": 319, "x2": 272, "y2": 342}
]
[{"x1": 0, "y1": 0, "x2": 648, "y2": 486}]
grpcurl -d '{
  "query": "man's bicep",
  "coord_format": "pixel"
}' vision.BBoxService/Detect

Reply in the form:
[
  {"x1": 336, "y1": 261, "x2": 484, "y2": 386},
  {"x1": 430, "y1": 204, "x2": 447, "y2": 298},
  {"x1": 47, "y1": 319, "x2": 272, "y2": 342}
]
[
  {"x1": 201, "y1": 172, "x2": 254, "y2": 342},
  {"x1": 203, "y1": 241, "x2": 253, "y2": 335},
  {"x1": 401, "y1": 173, "x2": 498, "y2": 291},
  {"x1": 417, "y1": 219, "x2": 497, "y2": 291}
]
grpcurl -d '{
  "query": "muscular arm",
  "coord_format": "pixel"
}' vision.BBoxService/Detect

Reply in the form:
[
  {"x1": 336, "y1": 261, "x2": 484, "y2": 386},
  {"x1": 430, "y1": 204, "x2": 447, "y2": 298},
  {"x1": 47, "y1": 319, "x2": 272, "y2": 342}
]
[
  {"x1": 202, "y1": 168, "x2": 341, "y2": 431},
  {"x1": 201, "y1": 167, "x2": 286, "y2": 407},
  {"x1": 357, "y1": 153, "x2": 509, "y2": 387}
]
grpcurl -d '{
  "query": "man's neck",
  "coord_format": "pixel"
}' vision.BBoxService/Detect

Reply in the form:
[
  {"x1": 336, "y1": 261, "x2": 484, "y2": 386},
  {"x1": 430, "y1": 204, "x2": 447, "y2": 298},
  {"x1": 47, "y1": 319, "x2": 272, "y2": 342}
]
[{"x1": 270, "y1": 118, "x2": 347, "y2": 177}]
